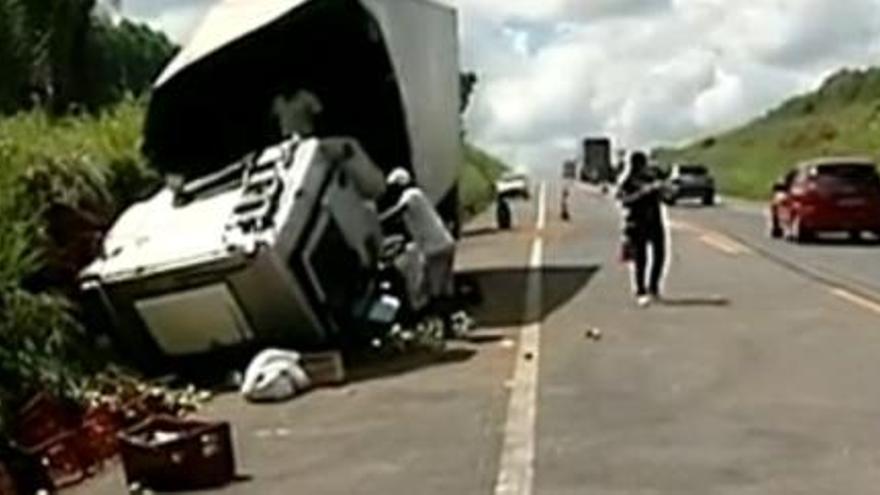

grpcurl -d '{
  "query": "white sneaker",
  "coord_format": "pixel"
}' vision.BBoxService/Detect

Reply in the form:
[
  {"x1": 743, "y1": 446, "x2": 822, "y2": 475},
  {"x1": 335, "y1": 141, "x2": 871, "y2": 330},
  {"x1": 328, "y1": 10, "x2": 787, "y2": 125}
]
[{"x1": 637, "y1": 295, "x2": 652, "y2": 308}]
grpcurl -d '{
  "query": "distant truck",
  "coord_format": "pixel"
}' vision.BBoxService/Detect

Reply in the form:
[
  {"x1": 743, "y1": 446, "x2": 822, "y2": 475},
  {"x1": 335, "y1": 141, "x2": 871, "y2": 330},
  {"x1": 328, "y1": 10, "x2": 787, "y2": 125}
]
[
  {"x1": 580, "y1": 137, "x2": 614, "y2": 184},
  {"x1": 79, "y1": 0, "x2": 462, "y2": 366},
  {"x1": 562, "y1": 160, "x2": 577, "y2": 180}
]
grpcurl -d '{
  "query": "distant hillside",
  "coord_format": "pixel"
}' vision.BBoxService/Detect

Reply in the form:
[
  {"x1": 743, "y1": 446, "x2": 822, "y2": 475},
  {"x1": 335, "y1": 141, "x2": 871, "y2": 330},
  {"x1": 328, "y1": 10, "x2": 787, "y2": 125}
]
[{"x1": 657, "y1": 67, "x2": 880, "y2": 199}]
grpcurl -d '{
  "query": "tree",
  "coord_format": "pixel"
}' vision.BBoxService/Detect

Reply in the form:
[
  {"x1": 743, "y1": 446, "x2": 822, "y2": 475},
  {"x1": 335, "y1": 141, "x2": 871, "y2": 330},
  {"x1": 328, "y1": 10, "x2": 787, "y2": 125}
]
[
  {"x1": 83, "y1": 18, "x2": 177, "y2": 108},
  {"x1": 0, "y1": 0, "x2": 176, "y2": 114},
  {"x1": 459, "y1": 71, "x2": 478, "y2": 115},
  {"x1": 0, "y1": 0, "x2": 28, "y2": 111}
]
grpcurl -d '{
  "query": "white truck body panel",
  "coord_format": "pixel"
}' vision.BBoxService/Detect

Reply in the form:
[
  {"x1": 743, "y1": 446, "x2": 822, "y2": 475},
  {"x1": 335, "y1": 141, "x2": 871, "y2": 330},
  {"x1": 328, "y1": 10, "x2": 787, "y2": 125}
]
[
  {"x1": 152, "y1": 0, "x2": 460, "y2": 206},
  {"x1": 362, "y1": 0, "x2": 460, "y2": 203}
]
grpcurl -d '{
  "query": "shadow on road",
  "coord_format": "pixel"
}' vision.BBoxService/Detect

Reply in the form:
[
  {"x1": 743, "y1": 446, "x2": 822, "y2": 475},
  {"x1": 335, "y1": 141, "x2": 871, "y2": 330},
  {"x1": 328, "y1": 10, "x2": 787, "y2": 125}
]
[
  {"x1": 461, "y1": 226, "x2": 498, "y2": 239},
  {"x1": 658, "y1": 296, "x2": 730, "y2": 307},
  {"x1": 345, "y1": 348, "x2": 477, "y2": 384},
  {"x1": 667, "y1": 203, "x2": 716, "y2": 210},
  {"x1": 457, "y1": 264, "x2": 601, "y2": 328}
]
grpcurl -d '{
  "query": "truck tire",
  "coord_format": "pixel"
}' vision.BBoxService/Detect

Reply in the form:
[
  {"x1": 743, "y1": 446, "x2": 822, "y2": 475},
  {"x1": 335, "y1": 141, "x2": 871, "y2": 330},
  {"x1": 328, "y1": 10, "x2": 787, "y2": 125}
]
[{"x1": 497, "y1": 199, "x2": 512, "y2": 230}]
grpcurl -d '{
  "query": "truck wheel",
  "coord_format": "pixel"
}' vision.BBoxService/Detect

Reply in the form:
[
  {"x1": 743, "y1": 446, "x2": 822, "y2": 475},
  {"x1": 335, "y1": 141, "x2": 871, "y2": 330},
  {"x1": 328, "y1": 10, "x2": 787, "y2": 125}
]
[
  {"x1": 497, "y1": 200, "x2": 512, "y2": 230},
  {"x1": 702, "y1": 193, "x2": 715, "y2": 206}
]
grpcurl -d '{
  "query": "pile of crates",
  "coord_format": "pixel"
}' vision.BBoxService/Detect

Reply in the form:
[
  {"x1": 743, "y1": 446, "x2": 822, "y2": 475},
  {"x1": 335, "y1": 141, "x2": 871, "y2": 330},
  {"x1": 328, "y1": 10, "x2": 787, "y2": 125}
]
[{"x1": 11, "y1": 393, "x2": 121, "y2": 490}]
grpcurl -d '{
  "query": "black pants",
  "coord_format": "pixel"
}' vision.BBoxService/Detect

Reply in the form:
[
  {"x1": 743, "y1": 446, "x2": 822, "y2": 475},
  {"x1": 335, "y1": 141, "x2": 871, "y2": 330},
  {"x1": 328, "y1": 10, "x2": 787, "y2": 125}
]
[{"x1": 631, "y1": 226, "x2": 666, "y2": 296}]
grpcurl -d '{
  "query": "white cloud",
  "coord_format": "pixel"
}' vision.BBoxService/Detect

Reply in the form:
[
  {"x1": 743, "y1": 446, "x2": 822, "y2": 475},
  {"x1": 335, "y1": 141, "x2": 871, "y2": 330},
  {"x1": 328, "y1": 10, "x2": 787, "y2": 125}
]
[
  {"x1": 124, "y1": 0, "x2": 880, "y2": 175},
  {"x1": 454, "y1": 0, "x2": 880, "y2": 175},
  {"x1": 122, "y1": 0, "x2": 214, "y2": 42}
]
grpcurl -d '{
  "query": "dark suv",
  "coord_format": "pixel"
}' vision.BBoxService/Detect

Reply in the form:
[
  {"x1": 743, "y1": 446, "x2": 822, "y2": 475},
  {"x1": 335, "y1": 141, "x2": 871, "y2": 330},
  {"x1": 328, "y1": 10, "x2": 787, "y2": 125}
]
[{"x1": 663, "y1": 164, "x2": 716, "y2": 205}]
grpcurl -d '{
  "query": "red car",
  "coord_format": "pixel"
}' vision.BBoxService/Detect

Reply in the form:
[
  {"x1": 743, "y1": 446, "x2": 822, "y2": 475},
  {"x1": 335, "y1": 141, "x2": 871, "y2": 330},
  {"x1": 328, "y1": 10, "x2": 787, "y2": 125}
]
[{"x1": 770, "y1": 158, "x2": 880, "y2": 242}]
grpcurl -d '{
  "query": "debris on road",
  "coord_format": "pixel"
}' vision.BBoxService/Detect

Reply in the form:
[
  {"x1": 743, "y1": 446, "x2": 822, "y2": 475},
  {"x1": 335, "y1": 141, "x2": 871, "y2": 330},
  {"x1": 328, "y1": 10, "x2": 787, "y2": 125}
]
[
  {"x1": 118, "y1": 415, "x2": 236, "y2": 492},
  {"x1": 449, "y1": 311, "x2": 476, "y2": 339},
  {"x1": 300, "y1": 352, "x2": 346, "y2": 387},
  {"x1": 241, "y1": 349, "x2": 311, "y2": 403},
  {"x1": 7, "y1": 372, "x2": 214, "y2": 493},
  {"x1": 585, "y1": 327, "x2": 603, "y2": 341}
]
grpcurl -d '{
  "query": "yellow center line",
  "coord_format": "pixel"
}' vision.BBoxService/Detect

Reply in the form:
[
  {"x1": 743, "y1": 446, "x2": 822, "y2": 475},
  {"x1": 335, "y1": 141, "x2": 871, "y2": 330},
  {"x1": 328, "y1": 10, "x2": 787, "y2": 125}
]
[
  {"x1": 831, "y1": 288, "x2": 880, "y2": 316},
  {"x1": 669, "y1": 219, "x2": 704, "y2": 234},
  {"x1": 671, "y1": 218, "x2": 752, "y2": 256},
  {"x1": 699, "y1": 234, "x2": 741, "y2": 255},
  {"x1": 698, "y1": 233, "x2": 753, "y2": 256}
]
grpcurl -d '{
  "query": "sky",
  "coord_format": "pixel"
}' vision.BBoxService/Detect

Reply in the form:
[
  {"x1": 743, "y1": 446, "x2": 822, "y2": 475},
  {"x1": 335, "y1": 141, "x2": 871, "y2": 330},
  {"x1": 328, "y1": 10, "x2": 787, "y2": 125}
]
[{"x1": 121, "y1": 0, "x2": 880, "y2": 175}]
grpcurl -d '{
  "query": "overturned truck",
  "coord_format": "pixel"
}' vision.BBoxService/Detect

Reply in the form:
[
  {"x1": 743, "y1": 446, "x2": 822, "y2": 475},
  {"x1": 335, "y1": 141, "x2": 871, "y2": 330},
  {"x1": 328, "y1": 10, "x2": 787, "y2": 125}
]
[{"x1": 80, "y1": 0, "x2": 461, "y2": 365}]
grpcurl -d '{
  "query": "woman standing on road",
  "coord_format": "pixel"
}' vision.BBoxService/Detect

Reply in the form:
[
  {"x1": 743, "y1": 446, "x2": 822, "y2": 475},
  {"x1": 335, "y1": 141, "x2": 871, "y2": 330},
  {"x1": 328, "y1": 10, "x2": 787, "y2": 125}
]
[{"x1": 617, "y1": 151, "x2": 668, "y2": 307}]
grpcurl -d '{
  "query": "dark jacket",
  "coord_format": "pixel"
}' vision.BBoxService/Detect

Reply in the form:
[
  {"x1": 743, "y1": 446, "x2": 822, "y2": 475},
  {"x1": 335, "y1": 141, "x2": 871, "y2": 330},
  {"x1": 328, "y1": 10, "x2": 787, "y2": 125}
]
[{"x1": 618, "y1": 166, "x2": 664, "y2": 235}]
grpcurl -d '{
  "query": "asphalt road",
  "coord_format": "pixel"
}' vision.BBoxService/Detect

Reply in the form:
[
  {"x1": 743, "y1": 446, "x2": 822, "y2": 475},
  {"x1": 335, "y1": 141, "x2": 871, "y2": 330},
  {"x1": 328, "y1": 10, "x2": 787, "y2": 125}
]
[
  {"x1": 74, "y1": 182, "x2": 880, "y2": 494},
  {"x1": 674, "y1": 197, "x2": 880, "y2": 296}
]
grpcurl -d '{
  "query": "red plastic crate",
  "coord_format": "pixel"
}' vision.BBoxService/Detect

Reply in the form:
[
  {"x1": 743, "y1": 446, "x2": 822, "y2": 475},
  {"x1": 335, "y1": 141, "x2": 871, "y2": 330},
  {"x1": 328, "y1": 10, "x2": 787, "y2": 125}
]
[
  {"x1": 79, "y1": 405, "x2": 122, "y2": 467},
  {"x1": 23, "y1": 431, "x2": 87, "y2": 490},
  {"x1": 0, "y1": 462, "x2": 17, "y2": 495},
  {"x1": 14, "y1": 393, "x2": 78, "y2": 451}
]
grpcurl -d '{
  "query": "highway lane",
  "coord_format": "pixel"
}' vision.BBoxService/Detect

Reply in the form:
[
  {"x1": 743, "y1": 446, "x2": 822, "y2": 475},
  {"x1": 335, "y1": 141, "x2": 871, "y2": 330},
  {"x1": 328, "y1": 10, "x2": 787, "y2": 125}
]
[
  {"x1": 535, "y1": 183, "x2": 880, "y2": 494},
  {"x1": 674, "y1": 198, "x2": 880, "y2": 297}
]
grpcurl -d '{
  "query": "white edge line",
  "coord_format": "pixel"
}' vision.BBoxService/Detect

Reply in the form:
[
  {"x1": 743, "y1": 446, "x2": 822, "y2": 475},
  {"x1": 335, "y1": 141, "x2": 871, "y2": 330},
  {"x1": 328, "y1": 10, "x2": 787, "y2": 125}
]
[
  {"x1": 536, "y1": 183, "x2": 547, "y2": 231},
  {"x1": 495, "y1": 182, "x2": 545, "y2": 495},
  {"x1": 832, "y1": 288, "x2": 880, "y2": 315}
]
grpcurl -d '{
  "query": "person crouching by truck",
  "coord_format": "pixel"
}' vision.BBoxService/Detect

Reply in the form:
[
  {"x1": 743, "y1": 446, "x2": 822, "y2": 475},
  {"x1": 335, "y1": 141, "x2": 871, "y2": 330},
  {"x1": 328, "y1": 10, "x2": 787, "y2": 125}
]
[
  {"x1": 380, "y1": 168, "x2": 456, "y2": 310},
  {"x1": 616, "y1": 151, "x2": 669, "y2": 307}
]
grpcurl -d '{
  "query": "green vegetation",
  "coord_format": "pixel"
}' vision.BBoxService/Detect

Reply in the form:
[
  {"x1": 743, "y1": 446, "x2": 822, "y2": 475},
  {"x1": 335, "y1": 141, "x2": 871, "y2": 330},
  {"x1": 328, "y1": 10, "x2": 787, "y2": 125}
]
[
  {"x1": 0, "y1": 0, "x2": 174, "y2": 428},
  {"x1": 658, "y1": 67, "x2": 880, "y2": 199},
  {"x1": 460, "y1": 143, "x2": 508, "y2": 221},
  {"x1": 0, "y1": 99, "x2": 159, "y2": 430},
  {"x1": 458, "y1": 71, "x2": 510, "y2": 220}
]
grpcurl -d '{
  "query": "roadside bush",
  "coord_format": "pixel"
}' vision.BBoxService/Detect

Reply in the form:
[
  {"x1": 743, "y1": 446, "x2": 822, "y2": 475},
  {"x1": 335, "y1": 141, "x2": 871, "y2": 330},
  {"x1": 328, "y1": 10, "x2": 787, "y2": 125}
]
[
  {"x1": 460, "y1": 144, "x2": 508, "y2": 221},
  {"x1": 0, "y1": 99, "x2": 158, "y2": 436}
]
